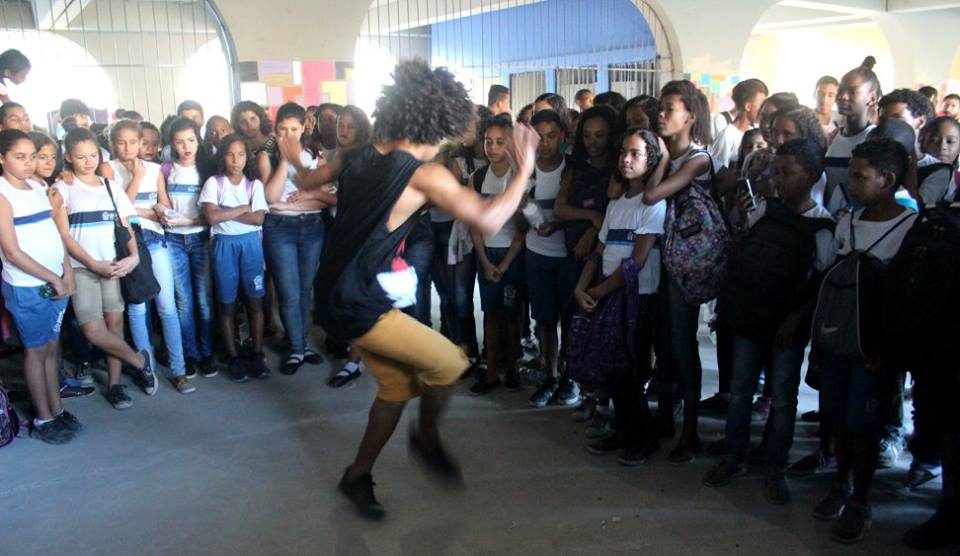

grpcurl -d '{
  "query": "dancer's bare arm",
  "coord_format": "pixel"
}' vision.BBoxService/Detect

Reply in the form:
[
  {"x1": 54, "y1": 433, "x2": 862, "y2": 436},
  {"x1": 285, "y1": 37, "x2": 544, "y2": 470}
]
[{"x1": 406, "y1": 124, "x2": 539, "y2": 234}]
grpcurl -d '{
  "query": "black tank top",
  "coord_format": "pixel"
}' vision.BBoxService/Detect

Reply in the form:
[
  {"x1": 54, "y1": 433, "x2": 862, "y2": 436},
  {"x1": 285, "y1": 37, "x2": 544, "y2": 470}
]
[{"x1": 315, "y1": 144, "x2": 424, "y2": 340}]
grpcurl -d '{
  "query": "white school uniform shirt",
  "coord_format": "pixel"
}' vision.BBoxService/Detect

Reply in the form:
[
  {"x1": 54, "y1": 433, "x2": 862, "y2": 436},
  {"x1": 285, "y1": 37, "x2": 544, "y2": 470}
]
[
  {"x1": 525, "y1": 159, "x2": 568, "y2": 258},
  {"x1": 55, "y1": 176, "x2": 136, "y2": 268},
  {"x1": 823, "y1": 125, "x2": 875, "y2": 216},
  {"x1": 479, "y1": 166, "x2": 516, "y2": 249},
  {"x1": 165, "y1": 162, "x2": 205, "y2": 235},
  {"x1": 108, "y1": 160, "x2": 164, "y2": 234},
  {"x1": 199, "y1": 175, "x2": 269, "y2": 236},
  {"x1": 710, "y1": 124, "x2": 745, "y2": 169},
  {"x1": 0, "y1": 177, "x2": 64, "y2": 286},
  {"x1": 598, "y1": 192, "x2": 666, "y2": 295},
  {"x1": 834, "y1": 207, "x2": 917, "y2": 265},
  {"x1": 271, "y1": 150, "x2": 320, "y2": 216}
]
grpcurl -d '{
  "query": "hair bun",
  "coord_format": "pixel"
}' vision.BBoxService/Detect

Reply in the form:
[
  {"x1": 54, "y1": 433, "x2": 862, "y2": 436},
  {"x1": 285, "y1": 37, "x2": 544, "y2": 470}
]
[{"x1": 861, "y1": 56, "x2": 877, "y2": 70}]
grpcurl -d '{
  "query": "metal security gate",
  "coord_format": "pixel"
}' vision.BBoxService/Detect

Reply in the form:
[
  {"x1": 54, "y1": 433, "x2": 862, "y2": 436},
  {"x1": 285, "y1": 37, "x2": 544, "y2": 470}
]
[
  {"x1": 0, "y1": 0, "x2": 237, "y2": 126},
  {"x1": 509, "y1": 71, "x2": 546, "y2": 114},
  {"x1": 556, "y1": 67, "x2": 598, "y2": 107},
  {"x1": 609, "y1": 61, "x2": 660, "y2": 99},
  {"x1": 355, "y1": 0, "x2": 677, "y2": 112}
]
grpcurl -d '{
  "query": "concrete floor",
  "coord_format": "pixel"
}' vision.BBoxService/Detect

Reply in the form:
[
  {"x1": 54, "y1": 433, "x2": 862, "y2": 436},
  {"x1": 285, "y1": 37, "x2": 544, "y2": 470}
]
[{"x1": 0, "y1": 322, "x2": 948, "y2": 555}]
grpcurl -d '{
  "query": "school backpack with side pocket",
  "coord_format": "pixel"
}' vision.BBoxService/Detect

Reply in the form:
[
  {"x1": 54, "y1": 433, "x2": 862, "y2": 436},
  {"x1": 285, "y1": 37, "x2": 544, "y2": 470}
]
[
  {"x1": 881, "y1": 202, "x2": 960, "y2": 372},
  {"x1": 720, "y1": 199, "x2": 834, "y2": 341},
  {"x1": 0, "y1": 382, "x2": 22, "y2": 448},
  {"x1": 662, "y1": 152, "x2": 731, "y2": 305},
  {"x1": 811, "y1": 211, "x2": 914, "y2": 359}
]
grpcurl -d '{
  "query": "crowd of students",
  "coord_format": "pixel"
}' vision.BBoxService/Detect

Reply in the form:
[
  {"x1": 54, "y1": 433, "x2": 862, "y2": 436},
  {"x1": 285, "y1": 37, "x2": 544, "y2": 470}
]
[{"x1": 1, "y1": 47, "x2": 959, "y2": 547}]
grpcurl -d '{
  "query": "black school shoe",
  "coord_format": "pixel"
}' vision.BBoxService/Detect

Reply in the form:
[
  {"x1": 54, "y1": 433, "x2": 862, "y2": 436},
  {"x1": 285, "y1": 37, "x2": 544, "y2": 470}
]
[
  {"x1": 408, "y1": 426, "x2": 464, "y2": 489},
  {"x1": 55, "y1": 410, "x2": 82, "y2": 433},
  {"x1": 303, "y1": 348, "x2": 324, "y2": 365},
  {"x1": 228, "y1": 357, "x2": 249, "y2": 384},
  {"x1": 338, "y1": 469, "x2": 385, "y2": 521},
  {"x1": 248, "y1": 352, "x2": 271, "y2": 379},
  {"x1": 30, "y1": 419, "x2": 74, "y2": 445}
]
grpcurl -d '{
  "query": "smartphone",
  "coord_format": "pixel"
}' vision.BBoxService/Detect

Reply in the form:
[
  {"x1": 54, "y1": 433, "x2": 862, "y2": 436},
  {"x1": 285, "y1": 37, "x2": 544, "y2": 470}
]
[
  {"x1": 39, "y1": 282, "x2": 56, "y2": 299},
  {"x1": 737, "y1": 178, "x2": 757, "y2": 211}
]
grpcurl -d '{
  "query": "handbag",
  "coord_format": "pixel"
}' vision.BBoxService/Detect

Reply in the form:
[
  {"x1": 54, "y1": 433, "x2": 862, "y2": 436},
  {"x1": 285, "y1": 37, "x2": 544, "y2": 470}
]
[{"x1": 102, "y1": 178, "x2": 161, "y2": 304}]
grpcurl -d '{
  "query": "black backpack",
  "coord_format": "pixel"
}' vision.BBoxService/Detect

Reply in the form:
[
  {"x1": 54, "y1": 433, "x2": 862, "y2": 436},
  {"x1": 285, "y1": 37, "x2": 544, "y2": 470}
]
[
  {"x1": 811, "y1": 211, "x2": 914, "y2": 359},
  {"x1": 881, "y1": 202, "x2": 960, "y2": 372},
  {"x1": 720, "y1": 199, "x2": 834, "y2": 341}
]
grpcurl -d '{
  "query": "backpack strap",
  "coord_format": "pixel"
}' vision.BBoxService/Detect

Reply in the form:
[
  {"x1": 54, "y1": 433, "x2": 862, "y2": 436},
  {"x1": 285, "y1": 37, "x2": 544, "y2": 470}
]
[
  {"x1": 216, "y1": 175, "x2": 225, "y2": 206},
  {"x1": 471, "y1": 165, "x2": 489, "y2": 194},
  {"x1": 217, "y1": 175, "x2": 256, "y2": 206},
  {"x1": 161, "y1": 161, "x2": 173, "y2": 182},
  {"x1": 852, "y1": 210, "x2": 915, "y2": 254},
  {"x1": 692, "y1": 149, "x2": 733, "y2": 234},
  {"x1": 245, "y1": 178, "x2": 254, "y2": 205},
  {"x1": 722, "y1": 111, "x2": 734, "y2": 125}
]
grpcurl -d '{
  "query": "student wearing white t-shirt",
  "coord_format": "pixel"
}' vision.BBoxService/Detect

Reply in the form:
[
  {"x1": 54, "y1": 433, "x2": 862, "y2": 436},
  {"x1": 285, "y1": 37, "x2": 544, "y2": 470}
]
[
  {"x1": 0, "y1": 129, "x2": 76, "y2": 443},
  {"x1": 813, "y1": 139, "x2": 918, "y2": 544},
  {"x1": 525, "y1": 109, "x2": 577, "y2": 408},
  {"x1": 51, "y1": 128, "x2": 156, "y2": 410},
  {"x1": 823, "y1": 61, "x2": 882, "y2": 217},
  {"x1": 161, "y1": 117, "x2": 216, "y2": 378},
  {"x1": 571, "y1": 128, "x2": 665, "y2": 465},
  {"x1": 710, "y1": 79, "x2": 768, "y2": 170},
  {"x1": 262, "y1": 103, "x2": 337, "y2": 376},
  {"x1": 101, "y1": 120, "x2": 194, "y2": 394},
  {"x1": 202, "y1": 135, "x2": 270, "y2": 384},
  {"x1": 468, "y1": 116, "x2": 525, "y2": 396}
]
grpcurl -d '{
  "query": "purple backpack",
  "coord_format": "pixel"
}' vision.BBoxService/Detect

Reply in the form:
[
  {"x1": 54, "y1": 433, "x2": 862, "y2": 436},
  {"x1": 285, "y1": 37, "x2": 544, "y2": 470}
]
[
  {"x1": 662, "y1": 153, "x2": 731, "y2": 305},
  {"x1": 0, "y1": 383, "x2": 23, "y2": 448}
]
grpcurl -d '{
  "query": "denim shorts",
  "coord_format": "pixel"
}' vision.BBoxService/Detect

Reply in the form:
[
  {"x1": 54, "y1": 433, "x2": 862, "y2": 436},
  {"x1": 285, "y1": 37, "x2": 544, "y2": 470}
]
[
  {"x1": 477, "y1": 247, "x2": 524, "y2": 313},
  {"x1": 2, "y1": 281, "x2": 68, "y2": 348},
  {"x1": 525, "y1": 249, "x2": 576, "y2": 324},
  {"x1": 819, "y1": 351, "x2": 896, "y2": 434},
  {"x1": 211, "y1": 231, "x2": 266, "y2": 305}
]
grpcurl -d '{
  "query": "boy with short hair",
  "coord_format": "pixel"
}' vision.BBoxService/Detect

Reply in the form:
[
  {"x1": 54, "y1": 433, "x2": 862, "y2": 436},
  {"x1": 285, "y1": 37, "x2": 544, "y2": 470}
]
[
  {"x1": 940, "y1": 93, "x2": 959, "y2": 119},
  {"x1": 524, "y1": 109, "x2": 578, "y2": 407},
  {"x1": 879, "y1": 89, "x2": 934, "y2": 136},
  {"x1": 177, "y1": 100, "x2": 205, "y2": 129},
  {"x1": 811, "y1": 139, "x2": 917, "y2": 544},
  {"x1": 710, "y1": 78, "x2": 768, "y2": 168},
  {"x1": 703, "y1": 138, "x2": 835, "y2": 504},
  {"x1": 487, "y1": 84, "x2": 511, "y2": 117},
  {"x1": 0, "y1": 102, "x2": 30, "y2": 132},
  {"x1": 574, "y1": 89, "x2": 594, "y2": 112}
]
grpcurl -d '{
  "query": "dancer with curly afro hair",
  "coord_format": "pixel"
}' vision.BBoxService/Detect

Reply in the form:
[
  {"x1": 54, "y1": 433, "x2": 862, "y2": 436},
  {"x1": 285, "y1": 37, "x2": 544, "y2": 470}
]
[{"x1": 281, "y1": 59, "x2": 540, "y2": 520}]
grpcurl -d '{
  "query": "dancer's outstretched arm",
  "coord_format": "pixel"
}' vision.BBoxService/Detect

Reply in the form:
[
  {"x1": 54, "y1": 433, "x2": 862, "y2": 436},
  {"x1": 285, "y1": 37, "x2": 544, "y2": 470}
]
[{"x1": 409, "y1": 124, "x2": 539, "y2": 235}]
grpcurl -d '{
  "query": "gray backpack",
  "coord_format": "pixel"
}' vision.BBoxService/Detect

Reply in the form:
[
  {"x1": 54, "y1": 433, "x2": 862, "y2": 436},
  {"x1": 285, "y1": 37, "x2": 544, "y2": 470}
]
[{"x1": 811, "y1": 212, "x2": 913, "y2": 359}]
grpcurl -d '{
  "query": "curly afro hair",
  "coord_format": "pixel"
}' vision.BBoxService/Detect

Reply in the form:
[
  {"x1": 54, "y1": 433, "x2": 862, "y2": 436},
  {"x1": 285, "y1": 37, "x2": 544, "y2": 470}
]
[
  {"x1": 879, "y1": 88, "x2": 935, "y2": 124},
  {"x1": 773, "y1": 105, "x2": 828, "y2": 151},
  {"x1": 372, "y1": 59, "x2": 473, "y2": 146}
]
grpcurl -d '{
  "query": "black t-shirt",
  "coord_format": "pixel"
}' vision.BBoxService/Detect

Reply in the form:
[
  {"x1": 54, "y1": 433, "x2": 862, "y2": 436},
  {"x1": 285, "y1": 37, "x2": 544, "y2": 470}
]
[
  {"x1": 563, "y1": 160, "x2": 611, "y2": 254},
  {"x1": 315, "y1": 145, "x2": 424, "y2": 340}
]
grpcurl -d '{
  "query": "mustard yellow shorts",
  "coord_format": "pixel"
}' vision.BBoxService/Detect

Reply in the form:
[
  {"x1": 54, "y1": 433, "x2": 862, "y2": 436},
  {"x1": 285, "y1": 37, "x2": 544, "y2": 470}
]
[{"x1": 352, "y1": 309, "x2": 470, "y2": 402}]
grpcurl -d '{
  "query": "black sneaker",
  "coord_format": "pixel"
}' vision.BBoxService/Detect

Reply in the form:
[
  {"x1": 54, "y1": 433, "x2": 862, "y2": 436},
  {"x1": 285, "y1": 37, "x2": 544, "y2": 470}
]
[
  {"x1": 228, "y1": 357, "x2": 249, "y2": 384},
  {"x1": 106, "y1": 384, "x2": 133, "y2": 409},
  {"x1": 469, "y1": 377, "x2": 500, "y2": 396},
  {"x1": 303, "y1": 348, "x2": 324, "y2": 365},
  {"x1": 198, "y1": 357, "x2": 218, "y2": 378},
  {"x1": 830, "y1": 501, "x2": 872, "y2": 544},
  {"x1": 617, "y1": 442, "x2": 659, "y2": 467},
  {"x1": 529, "y1": 379, "x2": 559, "y2": 408},
  {"x1": 184, "y1": 358, "x2": 198, "y2": 379},
  {"x1": 130, "y1": 350, "x2": 157, "y2": 396},
  {"x1": 338, "y1": 469, "x2": 385, "y2": 520},
  {"x1": 408, "y1": 427, "x2": 464, "y2": 489},
  {"x1": 504, "y1": 371, "x2": 522, "y2": 391},
  {"x1": 702, "y1": 459, "x2": 747, "y2": 487},
  {"x1": 763, "y1": 467, "x2": 791, "y2": 505},
  {"x1": 54, "y1": 410, "x2": 82, "y2": 433},
  {"x1": 30, "y1": 419, "x2": 73, "y2": 445},
  {"x1": 60, "y1": 384, "x2": 96, "y2": 399},
  {"x1": 587, "y1": 434, "x2": 624, "y2": 455},
  {"x1": 552, "y1": 378, "x2": 581, "y2": 406},
  {"x1": 249, "y1": 352, "x2": 270, "y2": 379},
  {"x1": 698, "y1": 392, "x2": 730, "y2": 414}
]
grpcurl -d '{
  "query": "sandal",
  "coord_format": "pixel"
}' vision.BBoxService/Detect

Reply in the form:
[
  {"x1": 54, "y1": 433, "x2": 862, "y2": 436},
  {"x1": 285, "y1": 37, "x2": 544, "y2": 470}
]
[
  {"x1": 281, "y1": 354, "x2": 305, "y2": 376},
  {"x1": 328, "y1": 366, "x2": 362, "y2": 388}
]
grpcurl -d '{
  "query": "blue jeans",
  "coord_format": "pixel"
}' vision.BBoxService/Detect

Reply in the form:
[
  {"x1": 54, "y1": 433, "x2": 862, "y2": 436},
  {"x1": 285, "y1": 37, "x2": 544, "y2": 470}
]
[
  {"x1": 403, "y1": 218, "x2": 434, "y2": 327},
  {"x1": 166, "y1": 230, "x2": 213, "y2": 360},
  {"x1": 431, "y1": 221, "x2": 455, "y2": 337},
  {"x1": 128, "y1": 230, "x2": 186, "y2": 376},
  {"x1": 666, "y1": 277, "x2": 703, "y2": 406},
  {"x1": 263, "y1": 213, "x2": 324, "y2": 355},
  {"x1": 725, "y1": 334, "x2": 805, "y2": 468},
  {"x1": 452, "y1": 252, "x2": 479, "y2": 358}
]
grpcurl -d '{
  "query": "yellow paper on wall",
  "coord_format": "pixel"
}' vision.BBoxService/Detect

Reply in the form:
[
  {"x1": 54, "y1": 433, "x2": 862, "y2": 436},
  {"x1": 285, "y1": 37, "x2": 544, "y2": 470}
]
[
  {"x1": 322, "y1": 81, "x2": 348, "y2": 106},
  {"x1": 264, "y1": 73, "x2": 293, "y2": 87}
]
